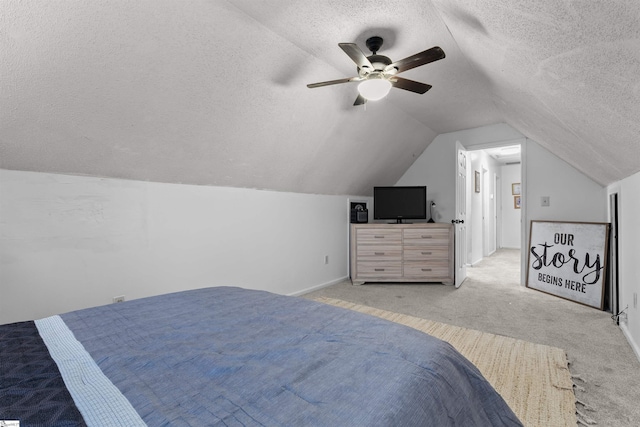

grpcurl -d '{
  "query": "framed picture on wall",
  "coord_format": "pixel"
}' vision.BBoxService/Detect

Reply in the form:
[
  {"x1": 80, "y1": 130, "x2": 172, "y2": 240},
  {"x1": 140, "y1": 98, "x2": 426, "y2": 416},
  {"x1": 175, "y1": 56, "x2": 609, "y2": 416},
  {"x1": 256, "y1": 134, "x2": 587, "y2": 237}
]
[
  {"x1": 512, "y1": 183, "x2": 521, "y2": 195},
  {"x1": 474, "y1": 171, "x2": 480, "y2": 193},
  {"x1": 514, "y1": 196, "x2": 521, "y2": 209}
]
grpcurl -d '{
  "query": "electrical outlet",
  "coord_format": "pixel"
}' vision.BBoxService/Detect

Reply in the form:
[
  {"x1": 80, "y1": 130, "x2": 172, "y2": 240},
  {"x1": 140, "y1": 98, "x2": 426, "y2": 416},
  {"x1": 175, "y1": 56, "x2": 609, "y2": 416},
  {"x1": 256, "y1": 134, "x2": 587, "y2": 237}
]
[
  {"x1": 113, "y1": 295, "x2": 125, "y2": 303},
  {"x1": 541, "y1": 196, "x2": 550, "y2": 207},
  {"x1": 324, "y1": 255, "x2": 329, "y2": 265}
]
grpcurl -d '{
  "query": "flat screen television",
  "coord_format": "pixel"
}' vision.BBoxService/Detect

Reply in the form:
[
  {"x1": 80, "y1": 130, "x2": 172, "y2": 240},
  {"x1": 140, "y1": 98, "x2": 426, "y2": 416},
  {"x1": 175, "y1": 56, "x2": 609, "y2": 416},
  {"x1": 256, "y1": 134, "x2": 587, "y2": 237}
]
[{"x1": 374, "y1": 186, "x2": 427, "y2": 223}]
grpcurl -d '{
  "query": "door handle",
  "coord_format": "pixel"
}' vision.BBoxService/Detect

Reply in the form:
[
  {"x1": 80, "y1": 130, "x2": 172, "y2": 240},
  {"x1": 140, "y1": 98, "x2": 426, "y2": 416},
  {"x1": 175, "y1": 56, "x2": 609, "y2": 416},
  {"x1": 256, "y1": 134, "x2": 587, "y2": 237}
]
[{"x1": 451, "y1": 219, "x2": 465, "y2": 224}]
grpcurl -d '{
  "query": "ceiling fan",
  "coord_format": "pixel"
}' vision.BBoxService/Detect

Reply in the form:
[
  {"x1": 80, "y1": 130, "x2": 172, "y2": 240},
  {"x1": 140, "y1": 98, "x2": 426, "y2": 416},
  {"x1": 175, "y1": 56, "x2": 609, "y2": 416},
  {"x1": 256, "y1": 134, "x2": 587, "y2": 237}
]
[{"x1": 307, "y1": 36, "x2": 445, "y2": 106}]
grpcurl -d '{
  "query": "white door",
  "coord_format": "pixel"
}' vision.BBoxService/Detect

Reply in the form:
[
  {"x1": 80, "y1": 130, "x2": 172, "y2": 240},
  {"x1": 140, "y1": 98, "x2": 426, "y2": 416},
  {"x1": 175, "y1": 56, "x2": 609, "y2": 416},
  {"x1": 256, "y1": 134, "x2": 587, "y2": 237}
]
[{"x1": 454, "y1": 141, "x2": 468, "y2": 288}]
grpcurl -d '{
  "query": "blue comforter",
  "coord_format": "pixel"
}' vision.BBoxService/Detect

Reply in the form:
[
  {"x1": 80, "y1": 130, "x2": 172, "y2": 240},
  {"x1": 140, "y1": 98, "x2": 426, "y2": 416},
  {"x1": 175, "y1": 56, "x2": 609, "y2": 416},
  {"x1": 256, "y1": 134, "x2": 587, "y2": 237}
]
[{"x1": 2, "y1": 287, "x2": 522, "y2": 426}]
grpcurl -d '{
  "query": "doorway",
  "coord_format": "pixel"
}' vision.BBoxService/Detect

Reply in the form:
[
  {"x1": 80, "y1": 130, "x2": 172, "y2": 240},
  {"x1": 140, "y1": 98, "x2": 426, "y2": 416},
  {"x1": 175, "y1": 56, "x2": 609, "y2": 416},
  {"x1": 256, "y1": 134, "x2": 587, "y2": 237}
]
[
  {"x1": 464, "y1": 143, "x2": 522, "y2": 272},
  {"x1": 608, "y1": 192, "x2": 620, "y2": 316}
]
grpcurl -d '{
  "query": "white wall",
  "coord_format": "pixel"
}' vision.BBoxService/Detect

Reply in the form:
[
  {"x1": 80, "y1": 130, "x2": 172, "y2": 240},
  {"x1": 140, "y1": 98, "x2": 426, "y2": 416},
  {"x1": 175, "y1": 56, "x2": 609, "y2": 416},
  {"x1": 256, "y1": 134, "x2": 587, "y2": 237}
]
[
  {"x1": 396, "y1": 123, "x2": 607, "y2": 281},
  {"x1": 395, "y1": 134, "x2": 454, "y2": 224},
  {"x1": 608, "y1": 171, "x2": 640, "y2": 360},
  {"x1": 523, "y1": 141, "x2": 607, "y2": 224},
  {"x1": 0, "y1": 170, "x2": 351, "y2": 324},
  {"x1": 469, "y1": 152, "x2": 483, "y2": 264},
  {"x1": 398, "y1": 123, "x2": 525, "y2": 224},
  {"x1": 467, "y1": 150, "x2": 500, "y2": 265},
  {"x1": 501, "y1": 164, "x2": 521, "y2": 248}
]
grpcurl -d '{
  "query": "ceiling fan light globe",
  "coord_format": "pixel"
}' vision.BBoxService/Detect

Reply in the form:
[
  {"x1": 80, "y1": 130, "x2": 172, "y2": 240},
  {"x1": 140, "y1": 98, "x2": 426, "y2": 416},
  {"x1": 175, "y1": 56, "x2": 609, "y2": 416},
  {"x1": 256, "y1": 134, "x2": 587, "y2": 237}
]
[{"x1": 357, "y1": 79, "x2": 392, "y2": 101}]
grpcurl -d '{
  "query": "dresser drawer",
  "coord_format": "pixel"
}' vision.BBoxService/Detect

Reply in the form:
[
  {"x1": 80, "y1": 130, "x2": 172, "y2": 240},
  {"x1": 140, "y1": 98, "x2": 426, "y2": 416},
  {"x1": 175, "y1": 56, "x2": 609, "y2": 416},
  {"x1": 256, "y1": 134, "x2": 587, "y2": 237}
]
[
  {"x1": 403, "y1": 228, "x2": 450, "y2": 246},
  {"x1": 404, "y1": 261, "x2": 451, "y2": 278},
  {"x1": 356, "y1": 262, "x2": 402, "y2": 278},
  {"x1": 357, "y1": 246, "x2": 402, "y2": 261},
  {"x1": 403, "y1": 246, "x2": 449, "y2": 261},
  {"x1": 356, "y1": 228, "x2": 402, "y2": 244}
]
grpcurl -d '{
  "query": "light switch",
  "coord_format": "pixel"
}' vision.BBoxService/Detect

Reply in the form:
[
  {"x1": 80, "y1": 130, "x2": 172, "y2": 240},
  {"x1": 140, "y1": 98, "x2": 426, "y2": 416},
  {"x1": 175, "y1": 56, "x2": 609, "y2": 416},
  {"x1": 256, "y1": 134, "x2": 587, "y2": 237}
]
[{"x1": 541, "y1": 196, "x2": 550, "y2": 207}]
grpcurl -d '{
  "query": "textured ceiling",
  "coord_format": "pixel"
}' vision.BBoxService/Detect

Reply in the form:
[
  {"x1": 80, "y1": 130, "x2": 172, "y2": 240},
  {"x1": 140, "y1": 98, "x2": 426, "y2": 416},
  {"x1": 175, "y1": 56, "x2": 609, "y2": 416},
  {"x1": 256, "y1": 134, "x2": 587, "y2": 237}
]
[{"x1": 1, "y1": 0, "x2": 639, "y2": 196}]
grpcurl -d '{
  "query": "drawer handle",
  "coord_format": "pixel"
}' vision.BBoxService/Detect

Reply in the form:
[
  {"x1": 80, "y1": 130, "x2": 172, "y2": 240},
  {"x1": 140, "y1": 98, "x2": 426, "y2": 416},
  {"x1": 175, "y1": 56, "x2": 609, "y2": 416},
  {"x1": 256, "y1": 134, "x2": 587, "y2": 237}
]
[
  {"x1": 375, "y1": 252, "x2": 385, "y2": 255},
  {"x1": 422, "y1": 268, "x2": 433, "y2": 272},
  {"x1": 374, "y1": 235, "x2": 385, "y2": 239},
  {"x1": 375, "y1": 268, "x2": 385, "y2": 272},
  {"x1": 421, "y1": 252, "x2": 432, "y2": 255},
  {"x1": 421, "y1": 235, "x2": 433, "y2": 239}
]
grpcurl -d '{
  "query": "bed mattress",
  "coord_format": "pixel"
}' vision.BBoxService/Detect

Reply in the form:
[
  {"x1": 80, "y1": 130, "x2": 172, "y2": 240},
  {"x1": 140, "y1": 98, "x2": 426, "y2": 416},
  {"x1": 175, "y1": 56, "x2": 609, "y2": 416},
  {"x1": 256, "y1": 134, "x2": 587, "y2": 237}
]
[{"x1": 1, "y1": 286, "x2": 522, "y2": 426}]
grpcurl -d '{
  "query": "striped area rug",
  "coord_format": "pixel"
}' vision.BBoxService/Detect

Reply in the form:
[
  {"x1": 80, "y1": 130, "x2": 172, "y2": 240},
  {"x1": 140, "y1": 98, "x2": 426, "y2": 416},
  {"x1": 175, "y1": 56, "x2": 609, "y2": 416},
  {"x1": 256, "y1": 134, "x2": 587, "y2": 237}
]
[{"x1": 313, "y1": 297, "x2": 577, "y2": 427}]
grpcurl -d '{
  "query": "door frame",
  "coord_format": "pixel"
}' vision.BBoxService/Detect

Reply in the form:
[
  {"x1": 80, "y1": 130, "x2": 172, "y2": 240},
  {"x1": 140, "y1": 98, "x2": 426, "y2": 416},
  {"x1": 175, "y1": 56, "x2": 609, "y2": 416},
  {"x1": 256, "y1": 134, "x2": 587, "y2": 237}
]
[
  {"x1": 608, "y1": 192, "x2": 620, "y2": 316},
  {"x1": 457, "y1": 138, "x2": 526, "y2": 285}
]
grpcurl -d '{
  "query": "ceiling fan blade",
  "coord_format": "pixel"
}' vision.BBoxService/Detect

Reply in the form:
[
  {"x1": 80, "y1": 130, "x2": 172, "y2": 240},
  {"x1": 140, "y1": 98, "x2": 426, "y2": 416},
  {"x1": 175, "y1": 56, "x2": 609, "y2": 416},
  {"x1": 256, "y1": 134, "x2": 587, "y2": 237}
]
[
  {"x1": 353, "y1": 94, "x2": 367, "y2": 106},
  {"x1": 339, "y1": 43, "x2": 374, "y2": 71},
  {"x1": 307, "y1": 76, "x2": 360, "y2": 88},
  {"x1": 385, "y1": 46, "x2": 445, "y2": 74},
  {"x1": 391, "y1": 77, "x2": 432, "y2": 94}
]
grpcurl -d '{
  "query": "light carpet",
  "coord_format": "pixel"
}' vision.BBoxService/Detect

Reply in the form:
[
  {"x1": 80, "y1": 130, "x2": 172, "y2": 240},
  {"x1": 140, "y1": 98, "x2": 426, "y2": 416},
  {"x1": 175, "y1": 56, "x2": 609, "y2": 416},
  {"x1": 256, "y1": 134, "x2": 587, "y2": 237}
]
[{"x1": 313, "y1": 296, "x2": 577, "y2": 427}]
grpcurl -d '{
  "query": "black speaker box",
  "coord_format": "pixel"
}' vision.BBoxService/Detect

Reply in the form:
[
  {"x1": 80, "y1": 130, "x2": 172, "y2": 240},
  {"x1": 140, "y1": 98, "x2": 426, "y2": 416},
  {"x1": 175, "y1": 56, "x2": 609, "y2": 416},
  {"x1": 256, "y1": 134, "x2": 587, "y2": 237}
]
[{"x1": 350, "y1": 209, "x2": 368, "y2": 223}]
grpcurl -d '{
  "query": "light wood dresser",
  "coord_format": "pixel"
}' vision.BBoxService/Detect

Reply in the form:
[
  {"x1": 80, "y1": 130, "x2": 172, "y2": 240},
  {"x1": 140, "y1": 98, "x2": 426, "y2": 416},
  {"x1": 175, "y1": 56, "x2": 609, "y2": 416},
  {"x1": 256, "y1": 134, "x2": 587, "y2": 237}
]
[{"x1": 350, "y1": 223, "x2": 454, "y2": 285}]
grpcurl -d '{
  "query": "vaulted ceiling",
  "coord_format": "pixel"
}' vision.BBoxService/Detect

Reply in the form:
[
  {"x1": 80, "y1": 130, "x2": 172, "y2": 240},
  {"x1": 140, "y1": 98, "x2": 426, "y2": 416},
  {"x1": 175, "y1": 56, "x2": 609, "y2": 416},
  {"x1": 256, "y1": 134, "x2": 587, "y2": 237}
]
[{"x1": 2, "y1": 1, "x2": 639, "y2": 196}]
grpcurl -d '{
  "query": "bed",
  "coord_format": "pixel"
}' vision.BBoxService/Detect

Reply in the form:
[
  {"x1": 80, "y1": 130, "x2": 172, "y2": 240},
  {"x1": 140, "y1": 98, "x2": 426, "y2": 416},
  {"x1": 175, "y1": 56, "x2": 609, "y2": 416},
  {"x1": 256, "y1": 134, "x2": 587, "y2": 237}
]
[{"x1": 1, "y1": 286, "x2": 522, "y2": 426}]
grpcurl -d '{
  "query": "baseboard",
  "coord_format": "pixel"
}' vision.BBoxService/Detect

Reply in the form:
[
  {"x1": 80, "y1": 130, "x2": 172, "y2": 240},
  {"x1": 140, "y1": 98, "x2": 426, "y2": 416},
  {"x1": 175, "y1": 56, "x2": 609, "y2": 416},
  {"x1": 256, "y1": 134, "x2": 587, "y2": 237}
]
[
  {"x1": 288, "y1": 276, "x2": 349, "y2": 297},
  {"x1": 619, "y1": 323, "x2": 640, "y2": 363}
]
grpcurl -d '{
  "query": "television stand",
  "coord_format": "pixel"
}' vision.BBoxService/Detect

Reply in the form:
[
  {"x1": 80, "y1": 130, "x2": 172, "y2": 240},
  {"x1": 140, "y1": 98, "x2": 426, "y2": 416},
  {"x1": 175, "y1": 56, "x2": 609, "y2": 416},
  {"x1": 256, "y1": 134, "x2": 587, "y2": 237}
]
[{"x1": 350, "y1": 223, "x2": 454, "y2": 285}]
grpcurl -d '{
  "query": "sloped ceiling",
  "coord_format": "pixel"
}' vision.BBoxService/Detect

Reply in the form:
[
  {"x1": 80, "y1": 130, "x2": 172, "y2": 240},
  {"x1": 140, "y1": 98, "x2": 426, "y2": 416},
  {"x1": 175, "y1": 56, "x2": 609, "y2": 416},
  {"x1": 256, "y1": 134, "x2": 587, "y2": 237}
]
[{"x1": 1, "y1": 0, "x2": 639, "y2": 196}]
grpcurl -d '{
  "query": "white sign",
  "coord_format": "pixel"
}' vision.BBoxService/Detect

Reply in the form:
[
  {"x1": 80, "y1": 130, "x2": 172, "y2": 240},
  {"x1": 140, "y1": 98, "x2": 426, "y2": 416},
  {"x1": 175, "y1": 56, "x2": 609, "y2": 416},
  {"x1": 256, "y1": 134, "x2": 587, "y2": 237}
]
[{"x1": 526, "y1": 221, "x2": 609, "y2": 310}]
